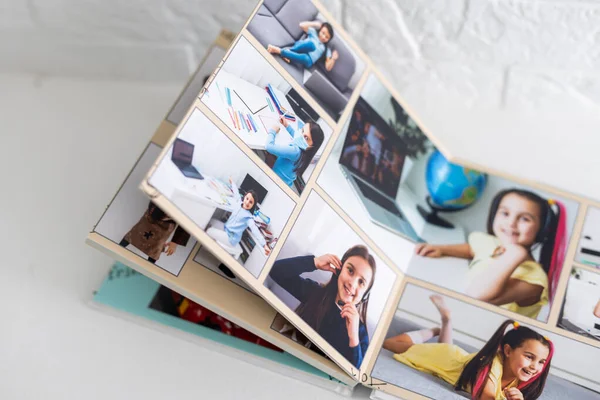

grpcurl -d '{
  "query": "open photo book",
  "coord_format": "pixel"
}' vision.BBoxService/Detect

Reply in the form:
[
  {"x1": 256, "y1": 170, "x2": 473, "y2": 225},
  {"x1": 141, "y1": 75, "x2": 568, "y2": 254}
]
[{"x1": 87, "y1": 1, "x2": 600, "y2": 399}]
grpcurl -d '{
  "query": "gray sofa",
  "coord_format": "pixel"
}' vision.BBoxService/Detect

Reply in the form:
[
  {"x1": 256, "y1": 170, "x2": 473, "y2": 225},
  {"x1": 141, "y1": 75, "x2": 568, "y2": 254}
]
[
  {"x1": 247, "y1": 0, "x2": 357, "y2": 121},
  {"x1": 371, "y1": 318, "x2": 600, "y2": 400}
]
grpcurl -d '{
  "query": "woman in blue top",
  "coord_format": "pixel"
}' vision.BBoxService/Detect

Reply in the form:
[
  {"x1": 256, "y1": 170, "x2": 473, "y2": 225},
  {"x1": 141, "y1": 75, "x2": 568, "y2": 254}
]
[
  {"x1": 267, "y1": 21, "x2": 339, "y2": 71},
  {"x1": 265, "y1": 116, "x2": 325, "y2": 188},
  {"x1": 268, "y1": 245, "x2": 376, "y2": 369},
  {"x1": 206, "y1": 177, "x2": 271, "y2": 257}
]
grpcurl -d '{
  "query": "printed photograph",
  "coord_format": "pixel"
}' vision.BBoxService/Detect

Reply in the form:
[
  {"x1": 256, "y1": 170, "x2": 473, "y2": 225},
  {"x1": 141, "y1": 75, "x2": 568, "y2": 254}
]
[
  {"x1": 270, "y1": 312, "x2": 328, "y2": 358},
  {"x1": 320, "y1": 72, "x2": 580, "y2": 322},
  {"x1": 371, "y1": 284, "x2": 600, "y2": 400},
  {"x1": 574, "y1": 206, "x2": 600, "y2": 269},
  {"x1": 264, "y1": 190, "x2": 398, "y2": 369},
  {"x1": 557, "y1": 266, "x2": 600, "y2": 342},
  {"x1": 407, "y1": 167, "x2": 579, "y2": 322},
  {"x1": 94, "y1": 143, "x2": 196, "y2": 276},
  {"x1": 201, "y1": 35, "x2": 334, "y2": 195},
  {"x1": 149, "y1": 284, "x2": 282, "y2": 352},
  {"x1": 317, "y1": 72, "x2": 427, "y2": 270},
  {"x1": 246, "y1": 0, "x2": 366, "y2": 122},
  {"x1": 147, "y1": 108, "x2": 296, "y2": 278}
]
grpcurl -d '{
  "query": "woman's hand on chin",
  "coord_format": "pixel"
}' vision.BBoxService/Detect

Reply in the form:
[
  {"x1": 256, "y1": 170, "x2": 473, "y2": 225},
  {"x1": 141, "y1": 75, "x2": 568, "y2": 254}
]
[
  {"x1": 340, "y1": 302, "x2": 360, "y2": 347},
  {"x1": 313, "y1": 254, "x2": 342, "y2": 273}
]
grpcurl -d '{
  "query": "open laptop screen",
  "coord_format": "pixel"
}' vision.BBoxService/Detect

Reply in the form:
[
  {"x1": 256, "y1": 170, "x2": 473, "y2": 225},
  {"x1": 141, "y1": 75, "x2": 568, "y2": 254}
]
[
  {"x1": 171, "y1": 138, "x2": 194, "y2": 166},
  {"x1": 339, "y1": 97, "x2": 407, "y2": 198}
]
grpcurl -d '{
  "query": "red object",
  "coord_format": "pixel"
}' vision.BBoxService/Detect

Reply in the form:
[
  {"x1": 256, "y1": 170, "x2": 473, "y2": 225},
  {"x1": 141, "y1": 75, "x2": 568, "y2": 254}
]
[{"x1": 168, "y1": 290, "x2": 283, "y2": 352}]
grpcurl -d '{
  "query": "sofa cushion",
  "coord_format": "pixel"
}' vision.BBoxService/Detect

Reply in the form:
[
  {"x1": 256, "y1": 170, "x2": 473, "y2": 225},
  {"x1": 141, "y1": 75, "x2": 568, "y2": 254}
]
[
  {"x1": 543, "y1": 375, "x2": 600, "y2": 400},
  {"x1": 275, "y1": 0, "x2": 319, "y2": 40},
  {"x1": 246, "y1": 4, "x2": 296, "y2": 49},
  {"x1": 316, "y1": 35, "x2": 356, "y2": 93},
  {"x1": 263, "y1": 0, "x2": 288, "y2": 14},
  {"x1": 274, "y1": 56, "x2": 305, "y2": 84},
  {"x1": 304, "y1": 69, "x2": 349, "y2": 119}
]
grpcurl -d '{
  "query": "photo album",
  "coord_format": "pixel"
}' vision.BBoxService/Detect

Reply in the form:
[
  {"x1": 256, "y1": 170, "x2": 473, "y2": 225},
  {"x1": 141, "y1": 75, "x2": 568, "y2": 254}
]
[
  {"x1": 87, "y1": 1, "x2": 600, "y2": 399},
  {"x1": 87, "y1": 30, "x2": 354, "y2": 396}
]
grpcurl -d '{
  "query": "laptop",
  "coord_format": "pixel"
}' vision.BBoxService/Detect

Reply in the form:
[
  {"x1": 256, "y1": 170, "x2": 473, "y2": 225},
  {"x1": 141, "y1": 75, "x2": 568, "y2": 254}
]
[
  {"x1": 171, "y1": 138, "x2": 204, "y2": 180},
  {"x1": 338, "y1": 97, "x2": 422, "y2": 243}
]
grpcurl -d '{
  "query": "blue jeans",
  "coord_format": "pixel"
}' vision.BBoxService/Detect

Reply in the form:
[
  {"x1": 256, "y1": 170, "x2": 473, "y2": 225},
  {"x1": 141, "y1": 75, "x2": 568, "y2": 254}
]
[{"x1": 280, "y1": 39, "x2": 316, "y2": 69}]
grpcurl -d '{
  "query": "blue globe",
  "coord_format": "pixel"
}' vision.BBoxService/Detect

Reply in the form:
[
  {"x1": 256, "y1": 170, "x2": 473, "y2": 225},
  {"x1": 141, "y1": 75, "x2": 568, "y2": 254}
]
[{"x1": 425, "y1": 150, "x2": 487, "y2": 211}]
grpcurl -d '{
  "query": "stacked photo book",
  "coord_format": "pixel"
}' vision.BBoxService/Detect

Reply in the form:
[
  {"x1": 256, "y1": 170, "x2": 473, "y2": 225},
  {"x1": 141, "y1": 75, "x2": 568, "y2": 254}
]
[{"x1": 86, "y1": 1, "x2": 600, "y2": 399}]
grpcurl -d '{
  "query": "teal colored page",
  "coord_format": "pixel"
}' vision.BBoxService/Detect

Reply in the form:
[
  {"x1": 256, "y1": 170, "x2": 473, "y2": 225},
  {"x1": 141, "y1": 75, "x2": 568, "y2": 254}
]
[{"x1": 93, "y1": 262, "x2": 342, "y2": 382}]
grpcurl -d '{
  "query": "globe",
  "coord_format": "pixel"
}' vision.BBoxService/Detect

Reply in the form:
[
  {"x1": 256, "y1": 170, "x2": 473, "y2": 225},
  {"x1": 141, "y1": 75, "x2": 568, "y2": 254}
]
[{"x1": 417, "y1": 149, "x2": 487, "y2": 229}]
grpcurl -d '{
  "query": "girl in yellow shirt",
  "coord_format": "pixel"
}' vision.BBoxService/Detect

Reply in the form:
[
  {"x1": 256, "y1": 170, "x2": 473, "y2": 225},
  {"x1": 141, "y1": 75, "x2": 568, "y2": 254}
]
[
  {"x1": 384, "y1": 295, "x2": 554, "y2": 400},
  {"x1": 414, "y1": 188, "x2": 568, "y2": 319}
]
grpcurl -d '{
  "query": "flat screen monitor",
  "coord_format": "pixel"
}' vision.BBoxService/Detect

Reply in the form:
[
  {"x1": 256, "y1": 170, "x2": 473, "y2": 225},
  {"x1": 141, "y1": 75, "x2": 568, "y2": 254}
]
[{"x1": 239, "y1": 174, "x2": 268, "y2": 205}]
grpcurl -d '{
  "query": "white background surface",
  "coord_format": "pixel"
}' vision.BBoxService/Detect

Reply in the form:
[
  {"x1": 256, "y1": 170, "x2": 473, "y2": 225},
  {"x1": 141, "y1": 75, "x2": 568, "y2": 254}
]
[{"x1": 3, "y1": 0, "x2": 600, "y2": 398}]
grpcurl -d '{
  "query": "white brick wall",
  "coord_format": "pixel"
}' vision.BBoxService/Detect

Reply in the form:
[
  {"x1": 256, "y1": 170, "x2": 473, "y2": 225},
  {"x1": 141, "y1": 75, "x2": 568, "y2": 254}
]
[{"x1": 2, "y1": 0, "x2": 600, "y2": 116}]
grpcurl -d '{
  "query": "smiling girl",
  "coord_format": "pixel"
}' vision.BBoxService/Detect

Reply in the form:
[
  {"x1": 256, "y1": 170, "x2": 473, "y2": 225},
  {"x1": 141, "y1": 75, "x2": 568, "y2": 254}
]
[
  {"x1": 414, "y1": 189, "x2": 567, "y2": 319},
  {"x1": 269, "y1": 245, "x2": 376, "y2": 368},
  {"x1": 384, "y1": 296, "x2": 554, "y2": 400},
  {"x1": 265, "y1": 116, "x2": 325, "y2": 188},
  {"x1": 206, "y1": 177, "x2": 271, "y2": 257}
]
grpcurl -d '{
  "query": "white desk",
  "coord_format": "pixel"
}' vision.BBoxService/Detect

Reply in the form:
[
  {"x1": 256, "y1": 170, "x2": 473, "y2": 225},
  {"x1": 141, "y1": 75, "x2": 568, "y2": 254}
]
[
  {"x1": 155, "y1": 157, "x2": 236, "y2": 230},
  {"x1": 202, "y1": 70, "x2": 303, "y2": 151},
  {"x1": 159, "y1": 160, "x2": 271, "y2": 276}
]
